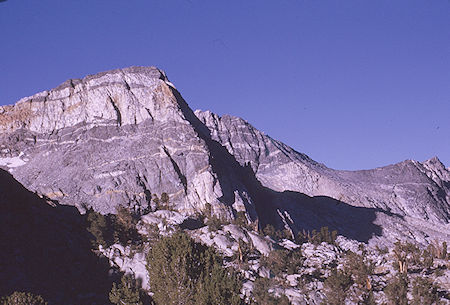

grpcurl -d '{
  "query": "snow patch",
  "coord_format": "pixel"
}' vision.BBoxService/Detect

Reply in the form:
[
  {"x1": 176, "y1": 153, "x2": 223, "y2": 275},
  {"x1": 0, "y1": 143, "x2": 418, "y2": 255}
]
[{"x1": 0, "y1": 152, "x2": 27, "y2": 168}]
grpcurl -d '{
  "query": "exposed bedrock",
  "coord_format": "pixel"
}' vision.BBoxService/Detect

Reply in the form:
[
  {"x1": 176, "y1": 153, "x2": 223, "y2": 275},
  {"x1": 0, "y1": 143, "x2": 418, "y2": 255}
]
[{"x1": 0, "y1": 66, "x2": 448, "y2": 245}]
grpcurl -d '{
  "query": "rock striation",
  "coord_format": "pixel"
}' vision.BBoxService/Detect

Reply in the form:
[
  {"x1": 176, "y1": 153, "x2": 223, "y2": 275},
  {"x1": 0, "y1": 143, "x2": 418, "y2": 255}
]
[{"x1": 0, "y1": 66, "x2": 449, "y2": 246}]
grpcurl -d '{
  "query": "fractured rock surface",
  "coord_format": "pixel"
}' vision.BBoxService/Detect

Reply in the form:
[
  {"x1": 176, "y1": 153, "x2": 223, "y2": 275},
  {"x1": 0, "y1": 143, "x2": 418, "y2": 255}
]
[{"x1": 0, "y1": 66, "x2": 449, "y2": 246}]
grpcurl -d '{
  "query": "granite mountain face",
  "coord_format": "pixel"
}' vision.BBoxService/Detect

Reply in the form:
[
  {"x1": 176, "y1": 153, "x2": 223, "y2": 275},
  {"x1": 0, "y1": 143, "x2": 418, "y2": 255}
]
[{"x1": 0, "y1": 66, "x2": 449, "y2": 246}]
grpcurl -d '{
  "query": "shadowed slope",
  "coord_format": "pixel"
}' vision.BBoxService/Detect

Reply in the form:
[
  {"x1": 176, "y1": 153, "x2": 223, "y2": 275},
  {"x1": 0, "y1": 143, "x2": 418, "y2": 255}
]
[
  {"x1": 172, "y1": 87, "x2": 384, "y2": 242},
  {"x1": 0, "y1": 169, "x2": 114, "y2": 305}
]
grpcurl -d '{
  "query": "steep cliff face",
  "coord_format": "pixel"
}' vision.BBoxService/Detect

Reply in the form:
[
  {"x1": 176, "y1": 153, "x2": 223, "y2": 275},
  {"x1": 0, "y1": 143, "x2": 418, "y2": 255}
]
[
  {"x1": 0, "y1": 66, "x2": 449, "y2": 245},
  {"x1": 0, "y1": 67, "x2": 258, "y2": 222}
]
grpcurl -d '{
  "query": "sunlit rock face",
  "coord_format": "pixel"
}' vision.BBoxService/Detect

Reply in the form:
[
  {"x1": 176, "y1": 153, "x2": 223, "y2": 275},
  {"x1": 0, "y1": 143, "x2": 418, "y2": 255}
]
[
  {"x1": 1, "y1": 66, "x2": 449, "y2": 245},
  {"x1": 0, "y1": 67, "x2": 256, "y2": 222}
]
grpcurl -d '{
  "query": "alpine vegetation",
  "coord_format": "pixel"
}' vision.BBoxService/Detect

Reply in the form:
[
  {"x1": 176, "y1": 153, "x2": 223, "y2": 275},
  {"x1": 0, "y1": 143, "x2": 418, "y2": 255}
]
[{"x1": 0, "y1": 67, "x2": 448, "y2": 304}]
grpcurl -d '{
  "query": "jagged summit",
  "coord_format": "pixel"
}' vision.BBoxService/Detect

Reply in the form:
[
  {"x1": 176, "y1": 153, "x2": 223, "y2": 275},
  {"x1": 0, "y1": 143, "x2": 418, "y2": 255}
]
[{"x1": 0, "y1": 66, "x2": 449, "y2": 247}]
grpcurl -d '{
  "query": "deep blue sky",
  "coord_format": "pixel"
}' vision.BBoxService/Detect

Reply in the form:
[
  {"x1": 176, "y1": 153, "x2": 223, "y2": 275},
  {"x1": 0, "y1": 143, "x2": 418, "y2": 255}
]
[{"x1": 1, "y1": 0, "x2": 449, "y2": 170}]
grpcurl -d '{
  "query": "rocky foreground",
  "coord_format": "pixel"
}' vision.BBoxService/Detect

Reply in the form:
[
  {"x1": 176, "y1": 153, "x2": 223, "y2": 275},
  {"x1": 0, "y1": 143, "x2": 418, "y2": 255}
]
[{"x1": 0, "y1": 66, "x2": 448, "y2": 304}]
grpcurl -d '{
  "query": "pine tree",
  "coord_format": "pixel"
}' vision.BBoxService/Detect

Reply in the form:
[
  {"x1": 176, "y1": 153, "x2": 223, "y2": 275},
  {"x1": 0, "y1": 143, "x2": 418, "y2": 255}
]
[
  {"x1": 160, "y1": 192, "x2": 169, "y2": 204},
  {"x1": 86, "y1": 208, "x2": 112, "y2": 247},
  {"x1": 146, "y1": 232, "x2": 242, "y2": 305},
  {"x1": 109, "y1": 274, "x2": 143, "y2": 305},
  {"x1": 251, "y1": 277, "x2": 290, "y2": 305},
  {"x1": 384, "y1": 273, "x2": 409, "y2": 305},
  {"x1": 1, "y1": 292, "x2": 47, "y2": 305},
  {"x1": 344, "y1": 250, "x2": 375, "y2": 304},
  {"x1": 411, "y1": 277, "x2": 439, "y2": 305},
  {"x1": 322, "y1": 268, "x2": 353, "y2": 305},
  {"x1": 195, "y1": 248, "x2": 242, "y2": 305}
]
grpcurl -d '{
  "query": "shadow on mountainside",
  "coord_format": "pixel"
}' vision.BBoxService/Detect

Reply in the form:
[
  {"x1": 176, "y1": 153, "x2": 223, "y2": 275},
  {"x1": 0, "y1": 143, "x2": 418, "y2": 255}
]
[
  {"x1": 263, "y1": 191, "x2": 387, "y2": 243},
  {"x1": 171, "y1": 87, "x2": 400, "y2": 243},
  {"x1": 0, "y1": 169, "x2": 116, "y2": 305},
  {"x1": 240, "y1": 165, "x2": 397, "y2": 242}
]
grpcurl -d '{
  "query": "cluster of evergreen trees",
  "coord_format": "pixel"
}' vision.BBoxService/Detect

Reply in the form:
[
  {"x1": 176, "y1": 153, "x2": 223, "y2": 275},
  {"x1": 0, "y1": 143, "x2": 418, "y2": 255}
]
[
  {"x1": 4, "y1": 203, "x2": 447, "y2": 305},
  {"x1": 146, "y1": 232, "x2": 242, "y2": 305},
  {"x1": 0, "y1": 292, "x2": 47, "y2": 305},
  {"x1": 108, "y1": 232, "x2": 243, "y2": 305},
  {"x1": 85, "y1": 206, "x2": 142, "y2": 248}
]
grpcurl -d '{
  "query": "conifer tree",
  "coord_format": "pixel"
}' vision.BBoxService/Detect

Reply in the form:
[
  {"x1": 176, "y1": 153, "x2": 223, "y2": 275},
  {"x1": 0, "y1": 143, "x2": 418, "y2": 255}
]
[
  {"x1": 109, "y1": 274, "x2": 143, "y2": 305},
  {"x1": 1, "y1": 292, "x2": 47, "y2": 305},
  {"x1": 384, "y1": 273, "x2": 409, "y2": 305},
  {"x1": 146, "y1": 231, "x2": 242, "y2": 305}
]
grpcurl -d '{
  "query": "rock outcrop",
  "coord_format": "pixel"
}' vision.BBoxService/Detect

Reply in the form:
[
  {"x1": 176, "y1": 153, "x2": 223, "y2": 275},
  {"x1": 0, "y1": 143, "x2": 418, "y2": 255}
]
[
  {"x1": 0, "y1": 66, "x2": 449, "y2": 246},
  {"x1": 0, "y1": 67, "x2": 257, "y2": 223}
]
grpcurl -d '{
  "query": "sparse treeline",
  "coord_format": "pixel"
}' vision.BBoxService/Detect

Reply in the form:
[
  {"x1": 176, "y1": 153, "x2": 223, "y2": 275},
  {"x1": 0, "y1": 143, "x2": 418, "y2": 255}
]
[
  {"x1": 86, "y1": 203, "x2": 448, "y2": 305},
  {"x1": 3, "y1": 199, "x2": 448, "y2": 305},
  {"x1": 0, "y1": 292, "x2": 47, "y2": 305}
]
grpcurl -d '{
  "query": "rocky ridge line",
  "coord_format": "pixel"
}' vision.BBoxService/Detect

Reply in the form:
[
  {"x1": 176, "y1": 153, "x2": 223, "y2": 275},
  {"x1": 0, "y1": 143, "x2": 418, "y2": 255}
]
[{"x1": 0, "y1": 66, "x2": 449, "y2": 247}]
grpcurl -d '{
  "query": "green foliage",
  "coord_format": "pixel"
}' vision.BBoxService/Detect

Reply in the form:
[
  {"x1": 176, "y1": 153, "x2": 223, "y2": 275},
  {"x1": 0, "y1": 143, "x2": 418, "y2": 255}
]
[
  {"x1": 160, "y1": 192, "x2": 169, "y2": 204},
  {"x1": 86, "y1": 208, "x2": 114, "y2": 248},
  {"x1": 260, "y1": 249, "x2": 304, "y2": 277},
  {"x1": 375, "y1": 244, "x2": 389, "y2": 255},
  {"x1": 427, "y1": 240, "x2": 448, "y2": 260},
  {"x1": 392, "y1": 240, "x2": 435, "y2": 274},
  {"x1": 392, "y1": 240, "x2": 414, "y2": 274},
  {"x1": 114, "y1": 206, "x2": 142, "y2": 246},
  {"x1": 385, "y1": 241, "x2": 439, "y2": 305},
  {"x1": 206, "y1": 215, "x2": 227, "y2": 232},
  {"x1": 195, "y1": 249, "x2": 243, "y2": 305},
  {"x1": 152, "y1": 194, "x2": 160, "y2": 205},
  {"x1": 237, "y1": 238, "x2": 252, "y2": 263},
  {"x1": 322, "y1": 268, "x2": 353, "y2": 305},
  {"x1": 296, "y1": 227, "x2": 337, "y2": 245},
  {"x1": 146, "y1": 232, "x2": 242, "y2": 305},
  {"x1": 276, "y1": 229, "x2": 294, "y2": 241},
  {"x1": 146, "y1": 232, "x2": 200, "y2": 304},
  {"x1": 419, "y1": 248, "x2": 434, "y2": 271},
  {"x1": 384, "y1": 273, "x2": 409, "y2": 305},
  {"x1": 202, "y1": 203, "x2": 229, "y2": 232},
  {"x1": 262, "y1": 224, "x2": 292, "y2": 241},
  {"x1": 277, "y1": 294, "x2": 291, "y2": 305},
  {"x1": 434, "y1": 267, "x2": 444, "y2": 277},
  {"x1": 1, "y1": 292, "x2": 47, "y2": 305},
  {"x1": 144, "y1": 223, "x2": 160, "y2": 242},
  {"x1": 251, "y1": 277, "x2": 290, "y2": 305},
  {"x1": 109, "y1": 274, "x2": 144, "y2": 305},
  {"x1": 233, "y1": 211, "x2": 249, "y2": 228},
  {"x1": 344, "y1": 250, "x2": 375, "y2": 305},
  {"x1": 153, "y1": 192, "x2": 173, "y2": 210},
  {"x1": 318, "y1": 226, "x2": 337, "y2": 244},
  {"x1": 411, "y1": 277, "x2": 440, "y2": 305},
  {"x1": 344, "y1": 251, "x2": 374, "y2": 287},
  {"x1": 85, "y1": 207, "x2": 142, "y2": 249},
  {"x1": 201, "y1": 202, "x2": 227, "y2": 232},
  {"x1": 203, "y1": 202, "x2": 212, "y2": 216},
  {"x1": 263, "y1": 224, "x2": 276, "y2": 238}
]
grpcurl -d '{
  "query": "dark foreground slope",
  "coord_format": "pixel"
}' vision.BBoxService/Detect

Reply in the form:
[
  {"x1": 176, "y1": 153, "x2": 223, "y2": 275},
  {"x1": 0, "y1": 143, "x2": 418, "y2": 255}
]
[{"x1": 0, "y1": 169, "x2": 114, "y2": 305}]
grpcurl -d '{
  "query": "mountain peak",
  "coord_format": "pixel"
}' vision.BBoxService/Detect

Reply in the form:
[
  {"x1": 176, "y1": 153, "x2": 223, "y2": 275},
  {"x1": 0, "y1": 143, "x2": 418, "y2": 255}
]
[
  {"x1": 1, "y1": 67, "x2": 448, "y2": 247},
  {"x1": 0, "y1": 66, "x2": 180, "y2": 133}
]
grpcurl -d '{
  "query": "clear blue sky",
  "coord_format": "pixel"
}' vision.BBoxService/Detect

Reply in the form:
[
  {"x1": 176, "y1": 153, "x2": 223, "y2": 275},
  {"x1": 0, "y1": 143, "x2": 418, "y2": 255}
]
[{"x1": 1, "y1": 0, "x2": 449, "y2": 170}]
